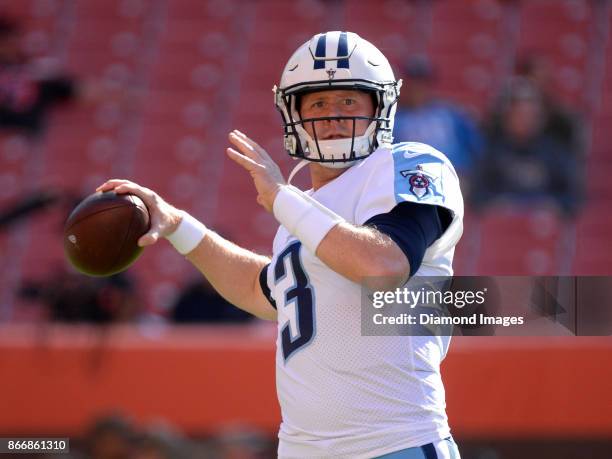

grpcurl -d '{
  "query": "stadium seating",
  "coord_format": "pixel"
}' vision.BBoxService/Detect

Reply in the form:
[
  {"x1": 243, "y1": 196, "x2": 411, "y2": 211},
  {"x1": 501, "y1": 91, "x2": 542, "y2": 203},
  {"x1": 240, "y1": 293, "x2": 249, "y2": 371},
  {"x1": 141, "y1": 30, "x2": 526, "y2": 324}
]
[
  {"x1": 427, "y1": 0, "x2": 507, "y2": 114},
  {"x1": 516, "y1": 0, "x2": 592, "y2": 109},
  {"x1": 2, "y1": 0, "x2": 611, "y2": 317},
  {"x1": 475, "y1": 207, "x2": 568, "y2": 275}
]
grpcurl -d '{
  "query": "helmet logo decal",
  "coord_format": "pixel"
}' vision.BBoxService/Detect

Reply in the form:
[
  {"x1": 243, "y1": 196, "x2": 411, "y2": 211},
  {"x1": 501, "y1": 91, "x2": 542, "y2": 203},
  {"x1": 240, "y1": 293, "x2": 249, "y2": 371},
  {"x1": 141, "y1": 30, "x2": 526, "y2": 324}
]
[
  {"x1": 312, "y1": 32, "x2": 351, "y2": 70},
  {"x1": 313, "y1": 34, "x2": 326, "y2": 69},
  {"x1": 336, "y1": 31, "x2": 349, "y2": 69},
  {"x1": 326, "y1": 69, "x2": 336, "y2": 80}
]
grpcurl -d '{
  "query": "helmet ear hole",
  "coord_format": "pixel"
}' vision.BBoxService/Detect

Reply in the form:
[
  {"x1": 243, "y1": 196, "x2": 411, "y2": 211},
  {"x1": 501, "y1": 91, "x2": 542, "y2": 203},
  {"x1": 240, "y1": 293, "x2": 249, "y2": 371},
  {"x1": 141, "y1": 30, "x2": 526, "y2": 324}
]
[
  {"x1": 294, "y1": 94, "x2": 303, "y2": 118},
  {"x1": 370, "y1": 92, "x2": 379, "y2": 116}
]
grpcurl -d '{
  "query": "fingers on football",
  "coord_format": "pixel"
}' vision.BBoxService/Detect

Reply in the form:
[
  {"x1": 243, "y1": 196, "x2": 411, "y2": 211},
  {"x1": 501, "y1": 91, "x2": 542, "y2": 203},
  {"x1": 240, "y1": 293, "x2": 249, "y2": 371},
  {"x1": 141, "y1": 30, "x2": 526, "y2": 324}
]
[
  {"x1": 139, "y1": 215, "x2": 173, "y2": 247},
  {"x1": 138, "y1": 228, "x2": 160, "y2": 247},
  {"x1": 113, "y1": 183, "x2": 158, "y2": 209},
  {"x1": 96, "y1": 179, "x2": 132, "y2": 192}
]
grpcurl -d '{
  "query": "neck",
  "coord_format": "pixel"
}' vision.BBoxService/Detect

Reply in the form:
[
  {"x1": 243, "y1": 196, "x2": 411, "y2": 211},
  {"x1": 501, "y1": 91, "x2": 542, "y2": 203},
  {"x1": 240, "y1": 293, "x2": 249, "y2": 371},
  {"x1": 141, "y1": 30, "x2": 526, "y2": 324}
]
[{"x1": 309, "y1": 163, "x2": 351, "y2": 190}]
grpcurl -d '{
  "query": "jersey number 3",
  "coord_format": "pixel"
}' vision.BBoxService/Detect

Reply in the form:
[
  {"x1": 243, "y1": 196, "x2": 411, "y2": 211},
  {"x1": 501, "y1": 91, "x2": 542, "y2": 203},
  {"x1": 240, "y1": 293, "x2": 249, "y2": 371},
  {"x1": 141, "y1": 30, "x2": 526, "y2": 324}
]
[{"x1": 274, "y1": 241, "x2": 315, "y2": 361}]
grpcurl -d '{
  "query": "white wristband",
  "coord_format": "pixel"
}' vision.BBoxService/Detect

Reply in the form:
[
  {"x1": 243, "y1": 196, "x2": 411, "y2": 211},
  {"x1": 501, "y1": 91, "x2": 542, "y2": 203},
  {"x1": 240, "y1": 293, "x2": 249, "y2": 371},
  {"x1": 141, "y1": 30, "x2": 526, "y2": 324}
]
[
  {"x1": 273, "y1": 185, "x2": 344, "y2": 254},
  {"x1": 165, "y1": 211, "x2": 208, "y2": 255}
]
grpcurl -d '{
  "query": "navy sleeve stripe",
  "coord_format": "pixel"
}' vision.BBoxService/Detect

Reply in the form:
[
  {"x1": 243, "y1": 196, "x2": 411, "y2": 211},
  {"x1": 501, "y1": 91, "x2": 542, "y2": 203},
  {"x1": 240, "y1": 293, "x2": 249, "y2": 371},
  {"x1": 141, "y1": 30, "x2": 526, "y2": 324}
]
[
  {"x1": 258, "y1": 263, "x2": 277, "y2": 309},
  {"x1": 364, "y1": 202, "x2": 444, "y2": 276}
]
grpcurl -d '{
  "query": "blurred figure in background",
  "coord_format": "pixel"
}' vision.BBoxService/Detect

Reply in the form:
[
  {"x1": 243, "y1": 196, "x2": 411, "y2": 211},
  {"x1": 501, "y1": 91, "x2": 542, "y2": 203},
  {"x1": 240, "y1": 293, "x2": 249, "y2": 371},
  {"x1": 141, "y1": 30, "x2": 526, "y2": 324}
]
[
  {"x1": 170, "y1": 229, "x2": 254, "y2": 323},
  {"x1": 132, "y1": 422, "x2": 194, "y2": 459},
  {"x1": 81, "y1": 414, "x2": 217, "y2": 459},
  {"x1": 0, "y1": 14, "x2": 132, "y2": 138},
  {"x1": 393, "y1": 55, "x2": 484, "y2": 194},
  {"x1": 213, "y1": 425, "x2": 272, "y2": 459},
  {"x1": 84, "y1": 414, "x2": 136, "y2": 459},
  {"x1": 0, "y1": 188, "x2": 60, "y2": 227},
  {"x1": 0, "y1": 15, "x2": 77, "y2": 136},
  {"x1": 473, "y1": 77, "x2": 583, "y2": 215},
  {"x1": 515, "y1": 54, "x2": 584, "y2": 157},
  {"x1": 19, "y1": 268, "x2": 141, "y2": 323},
  {"x1": 170, "y1": 276, "x2": 254, "y2": 323}
]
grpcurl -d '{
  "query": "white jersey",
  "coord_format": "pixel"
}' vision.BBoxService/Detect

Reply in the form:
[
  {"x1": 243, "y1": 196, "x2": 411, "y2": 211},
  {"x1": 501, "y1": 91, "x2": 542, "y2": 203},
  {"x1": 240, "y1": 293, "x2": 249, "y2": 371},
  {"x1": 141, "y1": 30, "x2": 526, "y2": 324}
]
[{"x1": 263, "y1": 143, "x2": 464, "y2": 458}]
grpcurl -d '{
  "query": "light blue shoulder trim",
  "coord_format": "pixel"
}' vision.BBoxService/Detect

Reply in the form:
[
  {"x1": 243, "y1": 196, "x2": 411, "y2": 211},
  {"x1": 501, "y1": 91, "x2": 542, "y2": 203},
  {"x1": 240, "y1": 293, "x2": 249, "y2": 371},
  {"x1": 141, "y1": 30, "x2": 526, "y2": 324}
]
[
  {"x1": 391, "y1": 142, "x2": 451, "y2": 164},
  {"x1": 391, "y1": 142, "x2": 448, "y2": 205}
]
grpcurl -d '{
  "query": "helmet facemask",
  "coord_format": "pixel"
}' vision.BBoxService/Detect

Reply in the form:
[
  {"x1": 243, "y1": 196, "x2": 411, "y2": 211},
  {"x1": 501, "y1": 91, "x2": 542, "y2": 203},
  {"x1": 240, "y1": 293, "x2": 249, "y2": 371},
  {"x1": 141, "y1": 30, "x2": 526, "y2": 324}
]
[
  {"x1": 275, "y1": 83, "x2": 400, "y2": 168},
  {"x1": 274, "y1": 32, "x2": 402, "y2": 168}
]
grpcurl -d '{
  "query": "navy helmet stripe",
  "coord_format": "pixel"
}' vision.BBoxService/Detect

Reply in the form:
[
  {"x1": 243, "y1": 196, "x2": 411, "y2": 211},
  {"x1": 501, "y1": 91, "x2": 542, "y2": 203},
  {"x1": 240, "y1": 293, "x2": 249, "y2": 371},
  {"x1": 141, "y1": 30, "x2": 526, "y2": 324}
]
[
  {"x1": 313, "y1": 34, "x2": 326, "y2": 69},
  {"x1": 337, "y1": 31, "x2": 349, "y2": 68}
]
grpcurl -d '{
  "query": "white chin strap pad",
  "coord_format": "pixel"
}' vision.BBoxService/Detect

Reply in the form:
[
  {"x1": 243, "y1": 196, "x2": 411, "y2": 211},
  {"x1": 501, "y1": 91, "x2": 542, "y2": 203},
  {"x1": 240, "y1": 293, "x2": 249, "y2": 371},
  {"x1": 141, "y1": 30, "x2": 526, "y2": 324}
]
[
  {"x1": 295, "y1": 120, "x2": 377, "y2": 168},
  {"x1": 305, "y1": 136, "x2": 370, "y2": 164}
]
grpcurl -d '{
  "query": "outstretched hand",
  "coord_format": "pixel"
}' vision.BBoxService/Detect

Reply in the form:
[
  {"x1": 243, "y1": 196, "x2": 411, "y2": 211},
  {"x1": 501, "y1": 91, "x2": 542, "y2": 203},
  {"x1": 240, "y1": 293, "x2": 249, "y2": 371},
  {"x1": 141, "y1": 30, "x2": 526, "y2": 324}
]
[{"x1": 227, "y1": 130, "x2": 286, "y2": 212}]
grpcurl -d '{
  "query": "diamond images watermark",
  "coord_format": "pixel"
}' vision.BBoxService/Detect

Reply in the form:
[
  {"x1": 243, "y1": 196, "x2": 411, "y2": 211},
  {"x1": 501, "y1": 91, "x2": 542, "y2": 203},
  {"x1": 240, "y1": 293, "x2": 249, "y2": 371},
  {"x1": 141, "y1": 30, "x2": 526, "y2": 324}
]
[{"x1": 360, "y1": 276, "x2": 612, "y2": 337}]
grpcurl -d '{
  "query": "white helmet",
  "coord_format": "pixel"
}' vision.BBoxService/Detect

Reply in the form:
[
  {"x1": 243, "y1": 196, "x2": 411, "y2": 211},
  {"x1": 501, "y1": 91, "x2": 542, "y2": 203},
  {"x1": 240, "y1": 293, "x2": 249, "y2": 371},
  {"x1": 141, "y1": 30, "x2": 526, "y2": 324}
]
[{"x1": 273, "y1": 31, "x2": 402, "y2": 168}]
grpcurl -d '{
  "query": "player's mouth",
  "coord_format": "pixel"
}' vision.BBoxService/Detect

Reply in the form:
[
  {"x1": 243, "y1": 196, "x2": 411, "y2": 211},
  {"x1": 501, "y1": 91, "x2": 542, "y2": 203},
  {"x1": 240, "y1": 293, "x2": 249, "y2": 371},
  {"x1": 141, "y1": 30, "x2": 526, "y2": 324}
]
[{"x1": 320, "y1": 134, "x2": 349, "y2": 140}]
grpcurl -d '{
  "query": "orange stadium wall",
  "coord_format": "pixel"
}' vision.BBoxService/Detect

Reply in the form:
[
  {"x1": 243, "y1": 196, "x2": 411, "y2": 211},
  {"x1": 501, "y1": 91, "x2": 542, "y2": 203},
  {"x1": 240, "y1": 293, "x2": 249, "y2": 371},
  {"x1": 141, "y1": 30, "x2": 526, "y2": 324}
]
[{"x1": 1, "y1": 325, "x2": 612, "y2": 439}]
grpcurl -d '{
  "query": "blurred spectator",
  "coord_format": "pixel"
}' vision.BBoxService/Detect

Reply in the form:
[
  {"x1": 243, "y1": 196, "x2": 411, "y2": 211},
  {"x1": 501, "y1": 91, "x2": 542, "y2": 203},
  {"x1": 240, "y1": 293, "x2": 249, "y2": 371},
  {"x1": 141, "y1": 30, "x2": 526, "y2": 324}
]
[
  {"x1": 0, "y1": 15, "x2": 131, "y2": 137},
  {"x1": 84, "y1": 414, "x2": 136, "y2": 459},
  {"x1": 515, "y1": 54, "x2": 584, "y2": 157},
  {"x1": 19, "y1": 268, "x2": 141, "y2": 323},
  {"x1": 473, "y1": 77, "x2": 582, "y2": 215},
  {"x1": 0, "y1": 188, "x2": 60, "y2": 228},
  {"x1": 171, "y1": 277, "x2": 253, "y2": 323},
  {"x1": 0, "y1": 15, "x2": 77, "y2": 136},
  {"x1": 132, "y1": 422, "x2": 193, "y2": 459},
  {"x1": 80, "y1": 414, "x2": 218, "y2": 459},
  {"x1": 393, "y1": 55, "x2": 484, "y2": 191},
  {"x1": 213, "y1": 425, "x2": 272, "y2": 459}
]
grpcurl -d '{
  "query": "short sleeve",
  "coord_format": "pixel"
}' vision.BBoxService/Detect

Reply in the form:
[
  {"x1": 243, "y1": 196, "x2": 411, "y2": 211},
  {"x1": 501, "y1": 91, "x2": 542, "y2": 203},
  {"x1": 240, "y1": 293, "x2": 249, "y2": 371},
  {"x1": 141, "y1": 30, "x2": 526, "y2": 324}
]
[
  {"x1": 354, "y1": 142, "x2": 464, "y2": 225},
  {"x1": 365, "y1": 201, "x2": 444, "y2": 276}
]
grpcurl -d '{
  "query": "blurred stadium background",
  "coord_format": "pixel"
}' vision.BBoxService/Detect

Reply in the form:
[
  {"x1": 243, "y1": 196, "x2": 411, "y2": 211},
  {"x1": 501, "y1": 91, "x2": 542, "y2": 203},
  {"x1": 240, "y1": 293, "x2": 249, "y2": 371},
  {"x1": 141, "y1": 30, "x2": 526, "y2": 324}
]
[{"x1": 0, "y1": 0, "x2": 611, "y2": 458}]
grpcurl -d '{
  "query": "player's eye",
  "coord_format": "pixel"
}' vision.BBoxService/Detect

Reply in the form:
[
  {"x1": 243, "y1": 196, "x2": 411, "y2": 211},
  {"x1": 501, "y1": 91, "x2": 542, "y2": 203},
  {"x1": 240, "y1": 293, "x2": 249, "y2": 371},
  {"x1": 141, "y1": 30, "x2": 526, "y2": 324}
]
[
  {"x1": 343, "y1": 98, "x2": 355, "y2": 106},
  {"x1": 311, "y1": 101, "x2": 325, "y2": 109}
]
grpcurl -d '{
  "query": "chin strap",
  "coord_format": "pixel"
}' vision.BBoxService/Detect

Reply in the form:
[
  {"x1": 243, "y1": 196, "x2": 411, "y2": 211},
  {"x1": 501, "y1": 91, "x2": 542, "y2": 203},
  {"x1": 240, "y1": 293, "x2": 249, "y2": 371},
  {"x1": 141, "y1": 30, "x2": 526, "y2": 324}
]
[{"x1": 287, "y1": 159, "x2": 310, "y2": 185}]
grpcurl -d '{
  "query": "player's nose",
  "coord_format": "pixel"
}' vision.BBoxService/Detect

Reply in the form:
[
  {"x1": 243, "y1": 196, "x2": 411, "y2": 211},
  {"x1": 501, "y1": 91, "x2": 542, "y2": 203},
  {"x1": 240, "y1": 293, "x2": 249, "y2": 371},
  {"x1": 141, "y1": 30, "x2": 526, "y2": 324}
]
[{"x1": 323, "y1": 104, "x2": 345, "y2": 118}]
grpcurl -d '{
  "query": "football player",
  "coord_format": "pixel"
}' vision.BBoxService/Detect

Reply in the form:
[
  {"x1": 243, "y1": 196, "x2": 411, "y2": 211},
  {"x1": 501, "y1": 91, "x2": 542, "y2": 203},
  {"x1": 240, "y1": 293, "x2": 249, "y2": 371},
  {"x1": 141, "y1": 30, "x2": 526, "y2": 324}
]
[{"x1": 98, "y1": 31, "x2": 463, "y2": 459}]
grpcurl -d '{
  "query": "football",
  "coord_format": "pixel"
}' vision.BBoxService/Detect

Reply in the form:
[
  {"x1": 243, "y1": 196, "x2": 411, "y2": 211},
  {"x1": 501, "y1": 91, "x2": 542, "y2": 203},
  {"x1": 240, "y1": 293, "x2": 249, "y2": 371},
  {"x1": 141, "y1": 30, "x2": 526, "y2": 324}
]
[{"x1": 63, "y1": 191, "x2": 150, "y2": 277}]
